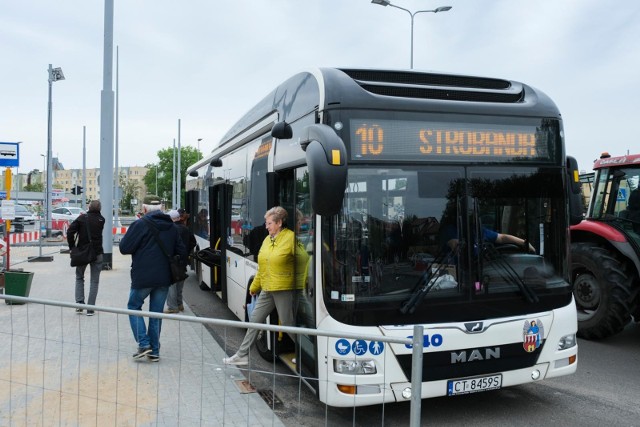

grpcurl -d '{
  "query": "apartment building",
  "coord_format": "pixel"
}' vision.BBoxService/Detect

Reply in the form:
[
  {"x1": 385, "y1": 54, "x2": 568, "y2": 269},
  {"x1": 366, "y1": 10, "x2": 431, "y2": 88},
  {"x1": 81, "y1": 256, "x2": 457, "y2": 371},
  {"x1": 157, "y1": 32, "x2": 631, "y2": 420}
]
[{"x1": 54, "y1": 166, "x2": 149, "y2": 203}]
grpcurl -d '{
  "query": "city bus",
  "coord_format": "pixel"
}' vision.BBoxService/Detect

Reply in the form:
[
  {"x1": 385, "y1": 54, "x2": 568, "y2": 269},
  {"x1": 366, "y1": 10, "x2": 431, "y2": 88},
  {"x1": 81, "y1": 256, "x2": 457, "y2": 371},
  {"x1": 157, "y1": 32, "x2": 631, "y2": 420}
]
[{"x1": 185, "y1": 68, "x2": 583, "y2": 407}]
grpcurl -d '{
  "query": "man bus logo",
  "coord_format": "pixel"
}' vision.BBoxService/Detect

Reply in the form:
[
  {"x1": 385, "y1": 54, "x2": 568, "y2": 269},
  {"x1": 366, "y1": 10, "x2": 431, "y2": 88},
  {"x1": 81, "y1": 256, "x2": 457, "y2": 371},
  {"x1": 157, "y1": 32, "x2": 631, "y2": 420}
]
[
  {"x1": 464, "y1": 321, "x2": 484, "y2": 333},
  {"x1": 523, "y1": 319, "x2": 544, "y2": 352}
]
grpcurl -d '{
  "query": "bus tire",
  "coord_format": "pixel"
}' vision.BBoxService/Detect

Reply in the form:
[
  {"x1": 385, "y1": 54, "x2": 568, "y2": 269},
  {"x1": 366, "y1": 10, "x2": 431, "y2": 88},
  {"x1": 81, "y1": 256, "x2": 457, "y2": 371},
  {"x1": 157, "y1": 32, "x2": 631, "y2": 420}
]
[
  {"x1": 256, "y1": 329, "x2": 278, "y2": 362},
  {"x1": 256, "y1": 308, "x2": 280, "y2": 362},
  {"x1": 571, "y1": 242, "x2": 637, "y2": 339}
]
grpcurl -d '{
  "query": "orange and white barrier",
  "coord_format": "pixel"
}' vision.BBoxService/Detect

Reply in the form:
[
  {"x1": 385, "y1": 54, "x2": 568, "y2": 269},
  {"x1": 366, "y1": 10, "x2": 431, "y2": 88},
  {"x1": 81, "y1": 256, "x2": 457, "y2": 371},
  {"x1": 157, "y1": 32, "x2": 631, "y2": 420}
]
[
  {"x1": 4, "y1": 227, "x2": 128, "y2": 246},
  {"x1": 112, "y1": 227, "x2": 128, "y2": 235},
  {"x1": 8, "y1": 231, "x2": 40, "y2": 244}
]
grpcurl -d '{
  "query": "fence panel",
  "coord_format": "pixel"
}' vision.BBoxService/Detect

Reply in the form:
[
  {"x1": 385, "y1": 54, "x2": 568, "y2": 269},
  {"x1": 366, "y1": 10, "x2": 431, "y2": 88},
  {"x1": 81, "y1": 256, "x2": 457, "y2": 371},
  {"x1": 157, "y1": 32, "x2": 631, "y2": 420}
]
[{"x1": 0, "y1": 296, "x2": 421, "y2": 427}]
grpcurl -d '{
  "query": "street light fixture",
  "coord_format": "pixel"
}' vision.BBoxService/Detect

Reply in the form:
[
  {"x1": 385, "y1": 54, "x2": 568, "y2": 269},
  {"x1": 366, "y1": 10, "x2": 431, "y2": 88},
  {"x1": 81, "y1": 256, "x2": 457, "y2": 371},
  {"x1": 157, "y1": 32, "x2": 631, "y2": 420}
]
[
  {"x1": 46, "y1": 64, "x2": 65, "y2": 237},
  {"x1": 371, "y1": 0, "x2": 451, "y2": 69}
]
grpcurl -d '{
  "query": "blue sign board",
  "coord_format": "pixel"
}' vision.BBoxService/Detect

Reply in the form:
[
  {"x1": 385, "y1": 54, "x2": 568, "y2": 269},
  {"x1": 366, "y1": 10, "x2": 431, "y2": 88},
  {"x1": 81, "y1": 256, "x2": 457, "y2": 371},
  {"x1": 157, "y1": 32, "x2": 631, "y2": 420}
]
[
  {"x1": 0, "y1": 142, "x2": 19, "y2": 167},
  {"x1": 617, "y1": 188, "x2": 627, "y2": 202}
]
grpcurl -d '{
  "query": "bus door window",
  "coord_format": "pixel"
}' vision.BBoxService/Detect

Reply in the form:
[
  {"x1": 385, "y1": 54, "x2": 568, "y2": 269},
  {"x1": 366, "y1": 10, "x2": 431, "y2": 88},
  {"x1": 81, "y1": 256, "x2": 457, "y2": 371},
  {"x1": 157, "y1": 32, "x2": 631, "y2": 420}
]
[{"x1": 245, "y1": 137, "x2": 270, "y2": 261}]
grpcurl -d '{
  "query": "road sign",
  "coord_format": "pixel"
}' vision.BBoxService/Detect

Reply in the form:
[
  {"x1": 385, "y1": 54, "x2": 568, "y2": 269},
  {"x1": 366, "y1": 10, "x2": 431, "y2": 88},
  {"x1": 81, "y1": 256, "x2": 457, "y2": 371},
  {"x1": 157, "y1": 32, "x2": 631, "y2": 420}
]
[
  {"x1": 1, "y1": 199, "x2": 16, "y2": 220},
  {"x1": 0, "y1": 142, "x2": 19, "y2": 167}
]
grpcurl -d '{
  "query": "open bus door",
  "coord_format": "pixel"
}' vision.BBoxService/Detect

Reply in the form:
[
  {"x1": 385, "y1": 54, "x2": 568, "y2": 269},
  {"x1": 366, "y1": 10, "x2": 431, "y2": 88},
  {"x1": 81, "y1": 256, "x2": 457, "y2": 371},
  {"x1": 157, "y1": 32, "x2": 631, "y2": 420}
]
[{"x1": 209, "y1": 182, "x2": 233, "y2": 302}]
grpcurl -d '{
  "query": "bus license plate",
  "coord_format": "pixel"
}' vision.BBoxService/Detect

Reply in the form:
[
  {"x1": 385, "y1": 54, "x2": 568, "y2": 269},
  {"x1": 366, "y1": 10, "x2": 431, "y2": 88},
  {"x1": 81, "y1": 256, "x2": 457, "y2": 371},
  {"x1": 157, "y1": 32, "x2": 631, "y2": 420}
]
[{"x1": 447, "y1": 374, "x2": 502, "y2": 396}]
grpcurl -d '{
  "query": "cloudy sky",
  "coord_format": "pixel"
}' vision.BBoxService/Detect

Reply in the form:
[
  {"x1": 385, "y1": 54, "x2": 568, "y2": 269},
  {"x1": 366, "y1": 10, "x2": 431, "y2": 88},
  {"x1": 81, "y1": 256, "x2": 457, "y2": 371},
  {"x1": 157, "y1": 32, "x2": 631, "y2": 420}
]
[{"x1": 1, "y1": 0, "x2": 639, "y2": 174}]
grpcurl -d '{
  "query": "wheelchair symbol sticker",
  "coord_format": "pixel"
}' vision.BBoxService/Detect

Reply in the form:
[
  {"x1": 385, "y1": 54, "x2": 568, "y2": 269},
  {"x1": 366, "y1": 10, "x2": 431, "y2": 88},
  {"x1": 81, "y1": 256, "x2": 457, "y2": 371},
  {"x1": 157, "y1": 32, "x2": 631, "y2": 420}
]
[{"x1": 352, "y1": 340, "x2": 367, "y2": 356}]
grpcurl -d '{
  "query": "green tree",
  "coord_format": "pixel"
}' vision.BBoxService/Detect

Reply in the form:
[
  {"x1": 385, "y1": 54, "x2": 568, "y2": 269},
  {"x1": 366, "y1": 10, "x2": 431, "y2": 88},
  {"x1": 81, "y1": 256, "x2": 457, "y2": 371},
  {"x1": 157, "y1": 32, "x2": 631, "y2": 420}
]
[
  {"x1": 25, "y1": 182, "x2": 44, "y2": 192},
  {"x1": 119, "y1": 174, "x2": 142, "y2": 214},
  {"x1": 144, "y1": 145, "x2": 202, "y2": 207}
]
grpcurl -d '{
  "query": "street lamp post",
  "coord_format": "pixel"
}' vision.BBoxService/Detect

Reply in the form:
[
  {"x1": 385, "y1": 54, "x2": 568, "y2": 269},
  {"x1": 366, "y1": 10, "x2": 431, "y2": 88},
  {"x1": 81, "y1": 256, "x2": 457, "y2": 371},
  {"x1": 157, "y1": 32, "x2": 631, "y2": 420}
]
[
  {"x1": 46, "y1": 64, "x2": 65, "y2": 237},
  {"x1": 40, "y1": 154, "x2": 46, "y2": 222},
  {"x1": 371, "y1": 0, "x2": 451, "y2": 69}
]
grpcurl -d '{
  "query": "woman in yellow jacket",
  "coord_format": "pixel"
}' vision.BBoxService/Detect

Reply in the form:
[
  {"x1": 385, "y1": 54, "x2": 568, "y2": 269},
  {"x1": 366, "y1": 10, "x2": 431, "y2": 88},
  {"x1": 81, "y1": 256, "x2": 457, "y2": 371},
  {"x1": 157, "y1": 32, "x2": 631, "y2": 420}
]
[{"x1": 223, "y1": 206, "x2": 297, "y2": 365}]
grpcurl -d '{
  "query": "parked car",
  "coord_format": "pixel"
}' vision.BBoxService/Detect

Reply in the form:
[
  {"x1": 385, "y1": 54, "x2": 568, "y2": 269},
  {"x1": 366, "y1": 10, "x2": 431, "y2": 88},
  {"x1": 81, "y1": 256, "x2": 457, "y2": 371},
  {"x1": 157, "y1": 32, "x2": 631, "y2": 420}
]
[
  {"x1": 51, "y1": 207, "x2": 85, "y2": 222},
  {"x1": 14, "y1": 205, "x2": 37, "y2": 225}
]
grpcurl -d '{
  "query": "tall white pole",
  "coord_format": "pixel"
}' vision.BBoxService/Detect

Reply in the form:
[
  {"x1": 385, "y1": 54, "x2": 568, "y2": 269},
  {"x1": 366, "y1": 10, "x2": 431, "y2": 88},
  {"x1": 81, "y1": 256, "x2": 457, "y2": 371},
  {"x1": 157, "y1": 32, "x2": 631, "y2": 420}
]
[
  {"x1": 177, "y1": 119, "x2": 181, "y2": 209},
  {"x1": 46, "y1": 64, "x2": 54, "y2": 237},
  {"x1": 99, "y1": 0, "x2": 115, "y2": 269},
  {"x1": 82, "y1": 126, "x2": 87, "y2": 208},
  {"x1": 172, "y1": 138, "x2": 176, "y2": 208},
  {"x1": 114, "y1": 45, "x2": 120, "y2": 227}
]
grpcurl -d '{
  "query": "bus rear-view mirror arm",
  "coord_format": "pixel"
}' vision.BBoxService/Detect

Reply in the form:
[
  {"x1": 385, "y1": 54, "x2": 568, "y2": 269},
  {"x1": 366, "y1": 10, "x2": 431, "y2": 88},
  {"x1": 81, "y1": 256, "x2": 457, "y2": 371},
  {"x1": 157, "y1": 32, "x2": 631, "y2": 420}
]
[{"x1": 300, "y1": 124, "x2": 347, "y2": 217}]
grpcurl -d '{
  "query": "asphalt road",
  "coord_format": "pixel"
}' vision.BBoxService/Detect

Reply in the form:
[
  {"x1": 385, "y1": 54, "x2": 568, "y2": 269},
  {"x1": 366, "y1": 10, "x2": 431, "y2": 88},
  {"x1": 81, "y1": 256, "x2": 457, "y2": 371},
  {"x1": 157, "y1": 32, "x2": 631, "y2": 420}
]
[{"x1": 183, "y1": 273, "x2": 640, "y2": 427}]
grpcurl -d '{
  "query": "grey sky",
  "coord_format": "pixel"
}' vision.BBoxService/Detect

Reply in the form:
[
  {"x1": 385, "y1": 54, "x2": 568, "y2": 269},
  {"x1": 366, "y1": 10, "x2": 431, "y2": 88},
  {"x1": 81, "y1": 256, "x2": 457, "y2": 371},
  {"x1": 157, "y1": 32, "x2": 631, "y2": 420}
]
[{"x1": 2, "y1": 0, "x2": 639, "y2": 174}]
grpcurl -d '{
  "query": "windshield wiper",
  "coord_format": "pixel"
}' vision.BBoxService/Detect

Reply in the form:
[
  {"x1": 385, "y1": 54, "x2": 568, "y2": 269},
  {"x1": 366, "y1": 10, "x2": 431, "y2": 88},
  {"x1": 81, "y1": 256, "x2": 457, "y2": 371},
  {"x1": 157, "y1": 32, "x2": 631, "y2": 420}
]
[
  {"x1": 400, "y1": 249, "x2": 457, "y2": 315},
  {"x1": 482, "y1": 244, "x2": 539, "y2": 303}
]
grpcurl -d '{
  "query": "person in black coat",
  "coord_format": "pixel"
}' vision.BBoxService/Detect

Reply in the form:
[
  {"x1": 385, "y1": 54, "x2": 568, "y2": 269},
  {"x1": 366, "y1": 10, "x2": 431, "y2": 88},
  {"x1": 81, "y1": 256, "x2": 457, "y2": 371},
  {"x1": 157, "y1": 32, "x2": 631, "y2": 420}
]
[{"x1": 67, "y1": 200, "x2": 106, "y2": 316}]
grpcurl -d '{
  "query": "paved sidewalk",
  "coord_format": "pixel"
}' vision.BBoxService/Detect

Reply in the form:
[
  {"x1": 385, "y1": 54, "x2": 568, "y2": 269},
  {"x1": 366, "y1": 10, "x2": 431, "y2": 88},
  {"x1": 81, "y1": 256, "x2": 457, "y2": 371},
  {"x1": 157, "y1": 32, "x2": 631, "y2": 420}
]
[{"x1": 0, "y1": 246, "x2": 285, "y2": 426}]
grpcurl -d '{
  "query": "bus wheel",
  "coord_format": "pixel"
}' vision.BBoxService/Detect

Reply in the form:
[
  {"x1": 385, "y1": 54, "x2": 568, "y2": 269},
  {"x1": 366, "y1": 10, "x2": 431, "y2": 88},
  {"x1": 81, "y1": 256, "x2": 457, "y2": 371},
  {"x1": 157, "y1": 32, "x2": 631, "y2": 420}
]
[
  {"x1": 571, "y1": 242, "x2": 636, "y2": 339},
  {"x1": 256, "y1": 329, "x2": 278, "y2": 362}
]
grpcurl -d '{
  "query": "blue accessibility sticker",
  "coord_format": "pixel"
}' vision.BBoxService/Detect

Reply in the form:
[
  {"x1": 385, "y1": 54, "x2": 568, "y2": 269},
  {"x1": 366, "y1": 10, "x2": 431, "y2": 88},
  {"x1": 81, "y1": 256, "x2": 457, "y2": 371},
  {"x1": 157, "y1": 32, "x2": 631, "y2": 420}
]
[
  {"x1": 335, "y1": 339, "x2": 351, "y2": 355},
  {"x1": 369, "y1": 341, "x2": 384, "y2": 355},
  {"x1": 352, "y1": 340, "x2": 368, "y2": 356}
]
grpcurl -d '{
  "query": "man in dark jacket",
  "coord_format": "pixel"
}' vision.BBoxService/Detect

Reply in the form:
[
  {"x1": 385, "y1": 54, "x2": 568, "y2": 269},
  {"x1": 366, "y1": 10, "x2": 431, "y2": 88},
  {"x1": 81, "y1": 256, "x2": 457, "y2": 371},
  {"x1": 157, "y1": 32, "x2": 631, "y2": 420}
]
[
  {"x1": 165, "y1": 208, "x2": 196, "y2": 313},
  {"x1": 67, "y1": 200, "x2": 105, "y2": 316},
  {"x1": 120, "y1": 195, "x2": 186, "y2": 362}
]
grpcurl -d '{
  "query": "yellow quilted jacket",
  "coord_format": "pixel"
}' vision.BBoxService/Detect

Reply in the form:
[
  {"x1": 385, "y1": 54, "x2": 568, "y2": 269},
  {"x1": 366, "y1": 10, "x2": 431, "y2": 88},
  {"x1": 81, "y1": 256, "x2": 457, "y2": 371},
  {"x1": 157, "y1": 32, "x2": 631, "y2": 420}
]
[{"x1": 250, "y1": 228, "x2": 297, "y2": 293}]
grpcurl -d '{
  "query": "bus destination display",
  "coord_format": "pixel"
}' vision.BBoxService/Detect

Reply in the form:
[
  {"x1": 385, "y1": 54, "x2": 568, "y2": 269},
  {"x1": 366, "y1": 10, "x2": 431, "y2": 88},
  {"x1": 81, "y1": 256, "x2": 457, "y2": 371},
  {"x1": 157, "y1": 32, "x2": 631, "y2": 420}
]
[{"x1": 351, "y1": 119, "x2": 552, "y2": 162}]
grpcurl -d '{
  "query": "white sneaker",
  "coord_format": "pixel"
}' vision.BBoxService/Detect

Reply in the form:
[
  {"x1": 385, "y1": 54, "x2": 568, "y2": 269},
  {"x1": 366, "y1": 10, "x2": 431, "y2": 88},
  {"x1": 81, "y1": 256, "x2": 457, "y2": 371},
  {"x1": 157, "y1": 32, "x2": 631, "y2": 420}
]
[{"x1": 223, "y1": 353, "x2": 248, "y2": 365}]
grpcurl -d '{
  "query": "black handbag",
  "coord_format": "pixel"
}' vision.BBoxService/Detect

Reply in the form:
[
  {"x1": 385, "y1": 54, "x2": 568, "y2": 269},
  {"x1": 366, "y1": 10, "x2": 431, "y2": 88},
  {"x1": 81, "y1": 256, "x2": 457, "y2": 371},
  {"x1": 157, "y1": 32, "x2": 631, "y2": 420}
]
[
  {"x1": 70, "y1": 219, "x2": 97, "y2": 267},
  {"x1": 143, "y1": 218, "x2": 188, "y2": 283}
]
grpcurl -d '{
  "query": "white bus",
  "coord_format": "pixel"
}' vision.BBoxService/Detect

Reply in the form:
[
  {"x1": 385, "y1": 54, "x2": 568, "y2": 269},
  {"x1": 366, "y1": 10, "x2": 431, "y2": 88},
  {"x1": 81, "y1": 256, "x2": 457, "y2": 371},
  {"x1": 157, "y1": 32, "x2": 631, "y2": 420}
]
[{"x1": 185, "y1": 68, "x2": 582, "y2": 407}]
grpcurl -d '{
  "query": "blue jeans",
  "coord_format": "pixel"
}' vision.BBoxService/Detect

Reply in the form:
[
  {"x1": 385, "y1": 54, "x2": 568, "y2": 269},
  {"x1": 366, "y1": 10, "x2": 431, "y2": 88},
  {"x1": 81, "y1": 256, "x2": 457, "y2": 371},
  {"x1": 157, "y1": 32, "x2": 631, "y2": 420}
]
[{"x1": 127, "y1": 286, "x2": 169, "y2": 356}]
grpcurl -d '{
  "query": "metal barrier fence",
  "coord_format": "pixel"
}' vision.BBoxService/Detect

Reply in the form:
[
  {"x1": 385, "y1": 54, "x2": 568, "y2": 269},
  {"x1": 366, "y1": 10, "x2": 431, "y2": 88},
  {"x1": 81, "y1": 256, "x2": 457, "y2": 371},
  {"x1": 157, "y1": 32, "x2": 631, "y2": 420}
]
[{"x1": 0, "y1": 295, "x2": 424, "y2": 427}]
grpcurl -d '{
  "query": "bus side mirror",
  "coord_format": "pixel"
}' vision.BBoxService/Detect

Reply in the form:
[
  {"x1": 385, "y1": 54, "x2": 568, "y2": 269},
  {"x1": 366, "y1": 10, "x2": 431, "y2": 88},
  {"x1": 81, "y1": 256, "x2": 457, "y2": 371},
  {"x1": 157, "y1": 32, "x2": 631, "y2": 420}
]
[
  {"x1": 567, "y1": 156, "x2": 583, "y2": 225},
  {"x1": 300, "y1": 124, "x2": 347, "y2": 216},
  {"x1": 272, "y1": 121, "x2": 293, "y2": 140}
]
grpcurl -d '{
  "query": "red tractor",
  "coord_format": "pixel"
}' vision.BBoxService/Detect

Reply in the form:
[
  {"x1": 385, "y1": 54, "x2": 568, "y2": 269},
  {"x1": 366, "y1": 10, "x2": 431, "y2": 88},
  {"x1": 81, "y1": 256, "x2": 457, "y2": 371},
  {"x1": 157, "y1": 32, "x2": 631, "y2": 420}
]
[{"x1": 571, "y1": 153, "x2": 640, "y2": 339}]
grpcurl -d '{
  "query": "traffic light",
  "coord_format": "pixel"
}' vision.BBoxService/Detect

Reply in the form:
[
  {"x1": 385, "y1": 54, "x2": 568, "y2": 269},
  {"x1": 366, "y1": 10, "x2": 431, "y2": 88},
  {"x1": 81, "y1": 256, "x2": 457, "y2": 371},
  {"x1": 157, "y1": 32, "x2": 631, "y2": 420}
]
[
  {"x1": 71, "y1": 185, "x2": 83, "y2": 195},
  {"x1": 71, "y1": 186, "x2": 77, "y2": 195}
]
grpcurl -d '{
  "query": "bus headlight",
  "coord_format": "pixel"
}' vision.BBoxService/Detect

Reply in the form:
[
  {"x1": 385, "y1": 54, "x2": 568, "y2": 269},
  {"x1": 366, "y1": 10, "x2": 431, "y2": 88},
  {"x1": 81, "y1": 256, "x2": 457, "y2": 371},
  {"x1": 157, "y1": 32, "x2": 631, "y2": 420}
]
[
  {"x1": 333, "y1": 359, "x2": 377, "y2": 375},
  {"x1": 557, "y1": 333, "x2": 577, "y2": 350}
]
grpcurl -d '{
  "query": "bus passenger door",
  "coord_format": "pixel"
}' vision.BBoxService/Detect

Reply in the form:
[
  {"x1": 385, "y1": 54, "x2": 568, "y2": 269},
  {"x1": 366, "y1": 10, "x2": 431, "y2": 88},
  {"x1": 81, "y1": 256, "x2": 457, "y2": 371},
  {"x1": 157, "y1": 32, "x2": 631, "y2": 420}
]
[
  {"x1": 210, "y1": 183, "x2": 233, "y2": 303},
  {"x1": 290, "y1": 167, "x2": 318, "y2": 383}
]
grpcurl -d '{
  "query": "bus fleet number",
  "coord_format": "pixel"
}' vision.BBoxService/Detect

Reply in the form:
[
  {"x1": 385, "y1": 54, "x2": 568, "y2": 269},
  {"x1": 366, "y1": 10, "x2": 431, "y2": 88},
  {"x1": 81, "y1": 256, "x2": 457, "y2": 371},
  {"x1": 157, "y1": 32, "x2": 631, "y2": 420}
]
[{"x1": 405, "y1": 334, "x2": 443, "y2": 349}]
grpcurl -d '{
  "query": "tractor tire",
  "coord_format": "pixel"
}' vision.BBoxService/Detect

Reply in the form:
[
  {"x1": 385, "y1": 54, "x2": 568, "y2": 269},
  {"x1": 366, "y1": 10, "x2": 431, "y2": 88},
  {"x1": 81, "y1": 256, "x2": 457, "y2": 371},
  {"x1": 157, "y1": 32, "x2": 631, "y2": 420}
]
[{"x1": 571, "y1": 242, "x2": 637, "y2": 339}]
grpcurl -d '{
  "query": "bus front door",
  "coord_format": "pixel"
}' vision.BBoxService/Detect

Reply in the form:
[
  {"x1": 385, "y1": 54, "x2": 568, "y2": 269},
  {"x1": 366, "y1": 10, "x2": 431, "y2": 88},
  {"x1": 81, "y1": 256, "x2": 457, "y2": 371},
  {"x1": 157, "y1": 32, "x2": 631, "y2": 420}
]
[{"x1": 209, "y1": 183, "x2": 233, "y2": 302}]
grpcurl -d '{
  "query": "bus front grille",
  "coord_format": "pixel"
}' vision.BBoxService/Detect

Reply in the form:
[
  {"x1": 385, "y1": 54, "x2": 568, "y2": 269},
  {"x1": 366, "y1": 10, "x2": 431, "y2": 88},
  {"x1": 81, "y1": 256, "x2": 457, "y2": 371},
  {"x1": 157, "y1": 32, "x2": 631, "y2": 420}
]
[{"x1": 395, "y1": 342, "x2": 544, "y2": 382}]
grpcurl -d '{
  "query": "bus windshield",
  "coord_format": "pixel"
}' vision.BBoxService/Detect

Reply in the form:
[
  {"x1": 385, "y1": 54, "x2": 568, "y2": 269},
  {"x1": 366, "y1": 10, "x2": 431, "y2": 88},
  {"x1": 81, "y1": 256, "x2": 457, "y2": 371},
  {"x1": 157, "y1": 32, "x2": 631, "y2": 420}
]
[{"x1": 321, "y1": 165, "x2": 572, "y2": 326}]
